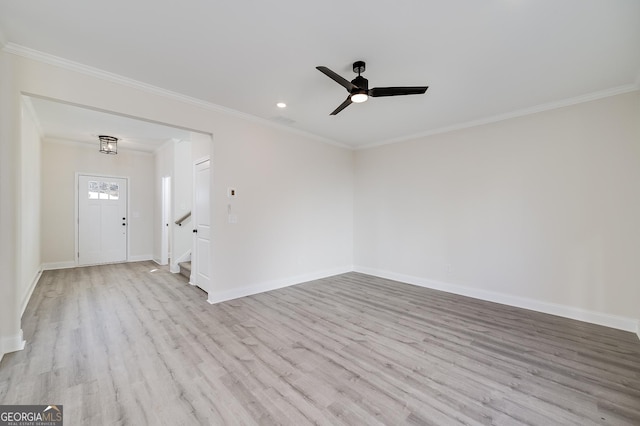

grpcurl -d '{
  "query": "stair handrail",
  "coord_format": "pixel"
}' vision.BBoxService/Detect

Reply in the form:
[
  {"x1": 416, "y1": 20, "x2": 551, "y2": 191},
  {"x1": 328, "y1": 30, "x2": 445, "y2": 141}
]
[{"x1": 174, "y1": 211, "x2": 191, "y2": 226}]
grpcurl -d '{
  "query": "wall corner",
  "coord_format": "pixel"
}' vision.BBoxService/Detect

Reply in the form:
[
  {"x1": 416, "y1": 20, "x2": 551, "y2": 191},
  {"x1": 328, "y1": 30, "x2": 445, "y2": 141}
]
[{"x1": 0, "y1": 329, "x2": 26, "y2": 363}]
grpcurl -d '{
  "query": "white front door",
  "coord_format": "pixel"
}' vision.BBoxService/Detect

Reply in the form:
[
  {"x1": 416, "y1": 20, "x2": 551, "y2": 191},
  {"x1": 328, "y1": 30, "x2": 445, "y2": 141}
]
[
  {"x1": 193, "y1": 160, "x2": 211, "y2": 293},
  {"x1": 78, "y1": 175, "x2": 128, "y2": 266}
]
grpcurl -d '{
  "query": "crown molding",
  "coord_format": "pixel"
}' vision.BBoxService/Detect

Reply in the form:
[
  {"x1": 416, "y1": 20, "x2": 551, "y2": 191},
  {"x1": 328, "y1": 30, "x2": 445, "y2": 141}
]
[
  {"x1": 359, "y1": 84, "x2": 640, "y2": 150},
  {"x1": 2, "y1": 43, "x2": 349, "y2": 150}
]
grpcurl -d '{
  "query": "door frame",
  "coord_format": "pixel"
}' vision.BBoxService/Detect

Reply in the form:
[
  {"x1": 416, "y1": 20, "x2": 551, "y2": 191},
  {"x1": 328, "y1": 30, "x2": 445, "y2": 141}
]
[{"x1": 75, "y1": 172, "x2": 130, "y2": 266}]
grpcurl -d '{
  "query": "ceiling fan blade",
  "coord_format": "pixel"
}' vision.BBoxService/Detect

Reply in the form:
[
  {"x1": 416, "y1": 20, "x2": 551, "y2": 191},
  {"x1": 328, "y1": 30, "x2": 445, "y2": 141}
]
[
  {"x1": 317, "y1": 66, "x2": 358, "y2": 92},
  {"x1": 330, "y1": 96, "x2": 353, "y2": 115},
  {"x1": 369, "y1": 86, "x2": 429, "y2": 97}
]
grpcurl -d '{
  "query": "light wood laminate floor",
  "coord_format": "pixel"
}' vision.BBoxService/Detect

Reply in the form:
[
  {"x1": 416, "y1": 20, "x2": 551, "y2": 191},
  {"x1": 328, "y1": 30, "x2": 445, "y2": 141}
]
[{"x1": 1, "y1": 262, "x2": 640, "y2": 425}]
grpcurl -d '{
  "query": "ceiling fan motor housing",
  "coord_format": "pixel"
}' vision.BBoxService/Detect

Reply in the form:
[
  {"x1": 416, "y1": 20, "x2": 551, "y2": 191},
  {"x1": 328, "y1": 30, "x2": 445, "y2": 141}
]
[
  {"x1": 352, "y1": 75, "x2": 368, "y2": 91},
  {"x1": 353, "y1": 61, "x2": 366, "y2": 74}
]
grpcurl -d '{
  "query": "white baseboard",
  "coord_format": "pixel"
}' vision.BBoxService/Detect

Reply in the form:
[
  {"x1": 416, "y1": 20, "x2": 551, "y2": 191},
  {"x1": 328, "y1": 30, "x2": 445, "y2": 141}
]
[
  {"x1": 207, "y1": 265, "x2": 353, "y2": 305},
  {"x1": 42, "y1": 261, "x2": 76, "y2": 270},
  {"x1": 354, "y1": 266, "x2": 639, "y2": 333},
  {"x1": 43, "y1": 256, "x2": 154, "y2": 271},
  {"x1": 0, "y1": 330, "x2": 26, "y2": 363},
  {"x1": 129, "y1": 254, "x2": 153, "y2": 262},
  {"x1": 20, "y1": 268, "x2": 42, "y2": 317}
]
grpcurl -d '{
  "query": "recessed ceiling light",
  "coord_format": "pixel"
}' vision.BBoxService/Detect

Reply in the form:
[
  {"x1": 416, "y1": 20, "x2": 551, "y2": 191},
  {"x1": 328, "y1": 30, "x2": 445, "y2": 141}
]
[{"x1": 276, "y1": 102, "x2": 287, "y2": 108}]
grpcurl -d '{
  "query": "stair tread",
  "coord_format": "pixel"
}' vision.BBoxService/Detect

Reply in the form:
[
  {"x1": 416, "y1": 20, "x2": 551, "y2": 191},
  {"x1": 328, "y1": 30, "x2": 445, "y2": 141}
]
[{"x1": 178, "y1": 261, "x2": 191, "y2": 272}]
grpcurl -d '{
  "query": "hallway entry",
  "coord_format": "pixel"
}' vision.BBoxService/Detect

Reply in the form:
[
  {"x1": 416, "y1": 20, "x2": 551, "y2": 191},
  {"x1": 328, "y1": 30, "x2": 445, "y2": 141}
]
[{"x1": 77, "y1": 174, "x2": 128, "y2": 266}]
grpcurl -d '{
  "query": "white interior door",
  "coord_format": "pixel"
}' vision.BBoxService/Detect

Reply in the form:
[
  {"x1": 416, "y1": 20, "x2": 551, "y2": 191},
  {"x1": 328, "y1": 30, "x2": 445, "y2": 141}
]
[
  {"x1": 193, "y1": 160, "x2": 211, "y2": 293},
  {"x1": 78, "y1": 175, "x2": 128, "y2": 266},
  {"x1": 160, "y1": 176, "x2": 171, "y2": 265}
]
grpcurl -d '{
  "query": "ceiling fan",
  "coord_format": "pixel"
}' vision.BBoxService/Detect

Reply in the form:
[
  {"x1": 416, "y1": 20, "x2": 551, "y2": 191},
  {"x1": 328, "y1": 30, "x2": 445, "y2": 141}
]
[{"x1": 316, "y1": 61, "x2": 429, "y2": 115}]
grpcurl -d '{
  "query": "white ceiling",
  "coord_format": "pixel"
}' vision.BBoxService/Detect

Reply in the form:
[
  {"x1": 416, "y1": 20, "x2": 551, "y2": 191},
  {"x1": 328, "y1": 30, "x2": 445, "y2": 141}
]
[
  {"x1": 2, "y1": 0, "x2": 640, "y2": 149},
  {"x1": 26, "y1": 96, "x2": 193, "y2": 153}
]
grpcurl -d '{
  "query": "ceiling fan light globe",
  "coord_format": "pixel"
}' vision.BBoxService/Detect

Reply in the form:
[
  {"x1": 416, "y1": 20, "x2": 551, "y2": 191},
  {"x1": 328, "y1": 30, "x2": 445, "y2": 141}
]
[{"x1": 351, "y1": 93, "x2": 368, "y2": 103}]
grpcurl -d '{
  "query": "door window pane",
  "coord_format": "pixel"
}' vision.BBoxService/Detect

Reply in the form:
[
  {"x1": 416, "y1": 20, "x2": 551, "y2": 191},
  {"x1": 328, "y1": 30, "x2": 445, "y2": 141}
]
[
  {"x1": 88, "y1": 180, "x2": 120, "y2": 200},
  {"x1": 108, "y1": 182, "x2": 119, "y2": 200},
  {"x1": 99, "y1": 181, "x2": 108, "y2": 199},
  {"x1": 88, "y1": 181, "x2": 99, "y2": 199}
]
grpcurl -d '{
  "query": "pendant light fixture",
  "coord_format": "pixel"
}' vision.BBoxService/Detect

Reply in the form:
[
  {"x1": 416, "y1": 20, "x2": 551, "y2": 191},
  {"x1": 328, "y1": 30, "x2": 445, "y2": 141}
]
[{"x1": 99, "y1": 135, "x2": 118, "y2": 155}]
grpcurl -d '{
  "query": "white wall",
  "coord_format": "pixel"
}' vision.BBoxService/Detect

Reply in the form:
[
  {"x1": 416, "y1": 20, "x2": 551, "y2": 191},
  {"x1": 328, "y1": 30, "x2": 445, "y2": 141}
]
[
  {"x1": 191, "y1": 131, "x2": 211, "y2": 164},
  {"x1": 211, "y1": 126, "x2": 354, "y2": 301},
  {"x1": 0, "y1": 50, "x2": 23, "y2": 359},
  {"x1": 41, "y1": 140, "x2": 155, "y2": 266},
  {"x1": 153, "y1": 140, "x2": 172, "y2": 263},
  {"x1": 354, "y1": 91, "x2": 640, "y2": 326},
  {"x1": 18, "y1": 99, "x2": 42, "y2": 314}
]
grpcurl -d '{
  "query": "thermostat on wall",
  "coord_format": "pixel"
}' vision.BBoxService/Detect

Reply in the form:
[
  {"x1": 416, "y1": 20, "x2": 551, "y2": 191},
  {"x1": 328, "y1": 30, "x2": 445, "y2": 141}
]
[{"x1": 227, "y1": 187, "x2": 237, "y2": 198}]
